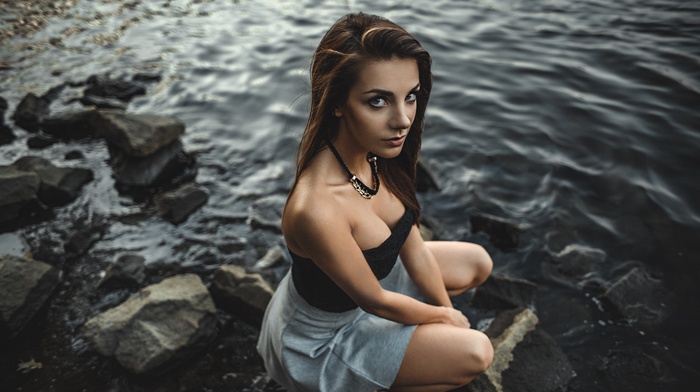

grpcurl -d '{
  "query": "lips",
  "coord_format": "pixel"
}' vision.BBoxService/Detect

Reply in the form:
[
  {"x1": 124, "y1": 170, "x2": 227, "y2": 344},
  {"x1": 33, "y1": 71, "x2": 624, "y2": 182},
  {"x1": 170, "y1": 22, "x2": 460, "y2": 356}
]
[{"x1": 383, "y1": 135, "x2": 406, "y2": 147}]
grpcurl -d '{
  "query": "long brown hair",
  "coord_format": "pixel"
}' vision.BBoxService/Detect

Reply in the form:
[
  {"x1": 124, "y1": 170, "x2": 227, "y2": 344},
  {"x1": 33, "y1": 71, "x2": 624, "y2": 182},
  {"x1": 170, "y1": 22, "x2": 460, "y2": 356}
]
[{"x1": 293, "y1": 12, "x2": 432, "y2": 224}]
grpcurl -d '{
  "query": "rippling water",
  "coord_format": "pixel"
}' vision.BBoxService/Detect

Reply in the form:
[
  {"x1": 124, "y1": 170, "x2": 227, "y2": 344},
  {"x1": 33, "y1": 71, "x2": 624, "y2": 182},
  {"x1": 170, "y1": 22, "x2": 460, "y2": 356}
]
[{"x1": 2, "y1": 0, "x2": 699, "y2": 390}]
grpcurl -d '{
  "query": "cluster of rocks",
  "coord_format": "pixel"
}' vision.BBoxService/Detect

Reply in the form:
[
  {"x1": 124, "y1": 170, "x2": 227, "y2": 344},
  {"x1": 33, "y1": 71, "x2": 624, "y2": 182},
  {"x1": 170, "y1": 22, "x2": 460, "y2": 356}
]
[{"x1": 1, "y1": 74, "x2": 209, "y2": 229}]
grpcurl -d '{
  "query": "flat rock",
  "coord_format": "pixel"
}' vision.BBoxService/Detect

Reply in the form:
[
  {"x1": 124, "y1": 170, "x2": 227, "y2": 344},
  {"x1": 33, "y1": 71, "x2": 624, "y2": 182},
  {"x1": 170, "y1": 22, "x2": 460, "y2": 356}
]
[
  {"x1": 109, "y1": 139, "x2": 195, "y2": 188},
  {"x1": 12, "y1": 92, "x2": 50, "y2": 132},
  {"x1": 211, "y1": 265, "x2": 274, "y2": 325},
  {"x1": 12, "y1": 156, "x2": 94, "y2": 207},
  {"x1": 470, "y1": 213, "x2": 528, "y2": 251},
  {"x1": 0, "y1": 166, "x2": 40, "y2": 224},
  {"x1": 471, "y1": 274, "x2": 538, "y2": 310},
  {"x1": 602, "y1": 267, "x2": 676, "y2": 327},
  {"x1": 248, "y1": 194, "x2": 286, "y2": 233},
  {"x1": 543, "y1": 244, "x2": 606, "y2": 288},
  {"x1": 155, "y1": 182, "x2": 209, "y2": 224},
  {"x1": 84, "y1": 75, "x2": 146, "y2": 103},
  {"x1": 94, "y1": 110, "x2": 185, "y2": 157},
  {"x1": 82, "y1": 274, "x2": 217, "y2": 375},
  {"x1": 41, "y1": 109, "x2": 98, "y2": 139},
  {"x1": 0, "y1": 255, "x2": 61, "y2": 340}
]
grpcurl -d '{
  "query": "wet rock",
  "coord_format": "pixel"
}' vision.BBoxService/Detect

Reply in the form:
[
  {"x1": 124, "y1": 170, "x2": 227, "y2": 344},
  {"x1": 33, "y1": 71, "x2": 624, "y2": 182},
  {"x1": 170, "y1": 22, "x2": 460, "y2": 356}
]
[
  {"x1": 470, "y1": 213, "x2": 528, "y2": 251},
  {"x1": 109, "y1": 139, "x2": 195, "y2": 188},
  {"x1": 80, "y1": 95, "x2": 128, "y2": 110},
  {"x1": 41, "y1": 109, "x2": 98, "y2": 139},
  {"x1": 99, "y1": 254, "x2": 146, "y2": 289},
  {"x1": 468, "y1": 308, "x2": 573, "y2": 392},
  {"x1": 84, "y1": 75, "x2": 146, "y2": 103},
  {"x1": 64, "y1": 150, "x2": 84, "y2": 160},
  {"x1": 601, "y1": 267, "x2": 676, "y2": 327},
  {"x1": 543, "y1": 244, "x2": 606, "y2": 288},
  {"x1": 0, "y1": 96, "x2": 15, "y2": 146},
  {"x1": 211, "y1": 265, "x2": 274, "y2": 324},
  {"x1": 471, "y1": 274, "x2": 538, "y2": 310},
  {"x1": 12, "y1": 92, "x2": 50, "y2": 132},
  {"x1": 94, "y1": 110, "x2": 185, "y2": 157},
  {"x1": 82, "y1": 274, "x2": 217, "y2": 375},
  {"x1": 154, "y1": 182, "x2": 209, "y2": 224},
  {"x1": 601, "y1": 349, "x2": 674, "y2": 392},
  {"x1": 64, "y1": 222, "x2": 106, "y2": 256},
  {"x1": 0, "y1": 254, "x2": 61, "y2": 341},
  {"x1": 248, "y1": 194, "x2": 286, "y2": 233},
  {"x1": 132, "y1": 73, "x2": 162, "y2": 83},
  {"x1": 13, "y1": 156, "x2": 93, "y2": 207},
  {"x1": 415, "y1": 158, "x2": 440, "y2": 193},
  {"x1": 27, "y1": 134, "x2": 59, "y2": 149},
  {"x1": 0, "y1": 165, "x2": 41, "y2": 224}
]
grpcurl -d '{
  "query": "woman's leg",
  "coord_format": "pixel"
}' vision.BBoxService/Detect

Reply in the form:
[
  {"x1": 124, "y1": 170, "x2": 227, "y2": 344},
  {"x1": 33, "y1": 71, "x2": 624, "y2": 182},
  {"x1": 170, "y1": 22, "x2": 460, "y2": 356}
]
[
  {"x1": 390, "y1": 323, "x2": 494, "y2": 392},
  {"x1": 425, "y1": 241, "x2": 493, "y2": 297}
]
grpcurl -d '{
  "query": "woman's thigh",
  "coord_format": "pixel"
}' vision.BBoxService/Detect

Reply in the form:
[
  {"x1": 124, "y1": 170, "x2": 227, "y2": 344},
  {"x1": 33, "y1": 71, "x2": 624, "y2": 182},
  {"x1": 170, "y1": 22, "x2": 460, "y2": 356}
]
[
  {"x1": 391, "y1": 323, "x2": 493, "y2": 391},
  {"x1": 425, "y1": 241, "x2": 492, "y2": 296}
]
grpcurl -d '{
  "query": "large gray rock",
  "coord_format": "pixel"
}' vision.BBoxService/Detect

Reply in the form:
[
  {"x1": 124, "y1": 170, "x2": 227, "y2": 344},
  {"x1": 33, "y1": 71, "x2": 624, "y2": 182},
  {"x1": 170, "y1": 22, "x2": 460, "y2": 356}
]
[
  {"x1": 108, "y1": 139, "x2": 194, "y2": 187},
  {"x1": 471, "y1": 274, "x2": 538, "y2": 310},
  {"x1": 0, "y1": 96, "x2": 15, "y2": 146},
  {"x1": 543, "y1": 244, "x2": 606, "y2": 288},
  {"x1": 470, "y1": 213, "x2": 528, "y2": 251},
  {"x1": 602, "y1": 267, "x2": 676, "y2": 328},
  {"x1": 83, "y1": 274, "x2": 217, "y2": 375},
  {"x1": 93, "y1": 110, "x2": 185, "y2": 157},
  {"x1": 467, "y1": 308, "x2": 573, "y2": 392},
  {"x1": 211, "y1": 265, "x2": 273, "y2": 324},
  {"x1": 12, "y1": 92, "x2": 50, "y2": 132},
  {"x1": 41, "y1": 109, "x2": 98, "y2": 140},
  {"x1": 0, "y1": 255, "x2": 61, "y2": 340},
  {"x1": 0, "y1": 166, "x2": 40, "y2": 224},
  {"x1": 13, "y1": 156, "x2": 93, "y2": 207},
  {"x1": 155, "y1": 182, "x2": 209, "y2": 224}
]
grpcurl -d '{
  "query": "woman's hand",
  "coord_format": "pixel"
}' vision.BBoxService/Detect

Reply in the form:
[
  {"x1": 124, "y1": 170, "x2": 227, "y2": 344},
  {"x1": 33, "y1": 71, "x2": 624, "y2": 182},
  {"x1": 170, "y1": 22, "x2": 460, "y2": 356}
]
[{"x1": 443, "y1": 307, "x2": 471, "y2": 329}]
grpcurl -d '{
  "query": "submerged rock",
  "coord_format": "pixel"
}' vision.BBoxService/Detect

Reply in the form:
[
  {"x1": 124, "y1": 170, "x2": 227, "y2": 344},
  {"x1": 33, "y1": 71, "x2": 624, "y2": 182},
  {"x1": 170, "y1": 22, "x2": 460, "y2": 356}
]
[
  {"x1": 82, "y1": 274, "x2": 217, "y2": 375},
  {"x1": 211, "y1": 265, "x2": 274, "y2": 325},
  {"x1": 154, "y1": 182, "x2": 209, "y2": 224},
  {"x1": 93, "y1": 110, "x2": 185, "y2": 157},
  {"x1": 470, "y1": 213, "x2": 528, "y2": 251},
  {"x1": 0, "y1": 166, "x2": 40, "y2": 224},
  {"x1": 12, "y1": 92, "x2": 50, "y2": 132},
  {"x1": 471, "y1": 274, "x2": 538, "y2": 310},
  {"x1": 0, "y1": 255, "x2": 61, "y2": 341},
  {"x1": 468, "y1": 308, "x2": 573, "y2": 392},
  {"x1": 601, "y1": 267, "x2": 676, "y2": 328},
  {"x1": 543, "y1": 244, "x2": 606, "y2": 289},
  {"x1": 13, "y1": 156, "x2": 94, "y2": 207}
]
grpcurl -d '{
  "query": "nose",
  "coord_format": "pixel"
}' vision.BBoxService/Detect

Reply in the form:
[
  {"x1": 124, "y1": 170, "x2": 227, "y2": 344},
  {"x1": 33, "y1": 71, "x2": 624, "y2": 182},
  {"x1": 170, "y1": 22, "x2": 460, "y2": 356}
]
[{"x1": 390, "y1": 102, "x2": 412, "y2": 130}]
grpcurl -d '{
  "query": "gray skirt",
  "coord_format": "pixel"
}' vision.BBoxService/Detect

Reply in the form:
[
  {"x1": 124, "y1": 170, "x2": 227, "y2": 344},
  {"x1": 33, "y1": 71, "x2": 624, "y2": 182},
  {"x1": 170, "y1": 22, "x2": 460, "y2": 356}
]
[{"x1": 257, "y1": 258, "x2": 420, "y2": 392}]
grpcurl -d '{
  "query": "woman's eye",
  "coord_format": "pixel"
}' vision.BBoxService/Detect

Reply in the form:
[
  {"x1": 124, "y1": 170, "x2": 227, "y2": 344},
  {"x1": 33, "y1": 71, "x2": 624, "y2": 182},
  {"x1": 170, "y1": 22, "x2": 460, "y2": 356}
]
[
  {"x1": 369, "y1": 97, "x2": 387, "y2": 108},
  {"x1": 406, "y1": 93, "x2": 417, "y2": 103}
]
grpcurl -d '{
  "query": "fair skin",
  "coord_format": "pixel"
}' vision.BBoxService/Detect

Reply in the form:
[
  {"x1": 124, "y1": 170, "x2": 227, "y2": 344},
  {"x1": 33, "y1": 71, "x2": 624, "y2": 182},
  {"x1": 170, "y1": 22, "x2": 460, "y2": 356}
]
[{"x1": 283, "y1": 58, "x2": 494, "y2": 391}]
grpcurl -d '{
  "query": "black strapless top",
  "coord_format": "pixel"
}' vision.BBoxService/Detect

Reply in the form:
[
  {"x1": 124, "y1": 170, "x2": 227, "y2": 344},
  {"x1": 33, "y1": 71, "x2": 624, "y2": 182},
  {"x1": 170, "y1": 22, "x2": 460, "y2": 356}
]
[{"x1": 290, "y1": 208, "x2": 414, "y2": 312}]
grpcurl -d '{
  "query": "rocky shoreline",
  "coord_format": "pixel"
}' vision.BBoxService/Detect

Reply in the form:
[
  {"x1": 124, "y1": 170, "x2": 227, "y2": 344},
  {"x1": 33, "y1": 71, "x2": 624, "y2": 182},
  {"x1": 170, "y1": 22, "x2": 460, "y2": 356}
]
[{"x1": 0, "y1": 74, "x2": 684, "y2": 391}]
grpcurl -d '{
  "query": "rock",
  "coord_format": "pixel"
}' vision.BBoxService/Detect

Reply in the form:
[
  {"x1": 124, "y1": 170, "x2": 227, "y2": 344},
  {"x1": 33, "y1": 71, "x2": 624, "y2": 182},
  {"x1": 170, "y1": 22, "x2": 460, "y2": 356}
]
[
  {"x1": 80, "y1": 95, "x2": 128, "y2": 110},
  {"x1": 601, "y1": 349, "x2": 674, "y2": 391},
  {"x1": 471, "y1": 274, "x2": 538, "y2": 310},
  {"x1": 109, "y1": 139, "x2": 196, "y2": 188},
  {"x1": 13, "y1": 156, "x2": 93, "y2": 207},
  {"x1": 252, "y1": 246, "x2": 286, "y2": 271},
  {"x1": 0, "y1": 165, "x2": 41, "y2": 224},
  {"x1": 248, "y1": 194, "x2": 286, "y2": 233},
  {"x1": 64, "y1": 150, "x2": 84, "y2": 160},
  {"x1": 0, "y1": 255, "x2": 61, "y2": 340},
  {"x1": 84, "y1": 75, "x2": 146, "y2": 103},
  {"x1": 27, "y1": 134, "x2": 60, "y2": 149},
  {"x1": 468, "y1": 308, "x2": 573, "y2": 392},
  {"x1": 0, "y1": 96, "x2": 15, "y2": 146},
  {"x1": 41, "y1": 110, "x2": 98, "y2": 139},
  {"x1": 99, "y1": 254, "x2": 146, "y2": 289},
  {"x1": 82, "y1": 274, "x2": 217, "y2": 375},
  {"x1": 415, "y1": 158, "x2": 440, "y2": 192},
  {"x1": 12, "y1": 92, "x2": 50, "y2": 132},
  {"x1": 542, "y1": 244, "x2": 606, "y2": 288},
  {"x1": 601, "y1": 267, "x2": 676, "y2": 327},
  {"x1": 154, "y1": 183, "x2": 209, "y2": 224},
  {"x1": 211, "y1": 265, "x2": 274, "y2": 324},
  {"x1": 94, "y1": 110, "x2": 185, "y2": 157},
  {"x1": 470, "y1": 213, "x2": 528, "y2": 251},
  {"x1": 132, "y1": 73, "x2": 162, "y2": 83}
]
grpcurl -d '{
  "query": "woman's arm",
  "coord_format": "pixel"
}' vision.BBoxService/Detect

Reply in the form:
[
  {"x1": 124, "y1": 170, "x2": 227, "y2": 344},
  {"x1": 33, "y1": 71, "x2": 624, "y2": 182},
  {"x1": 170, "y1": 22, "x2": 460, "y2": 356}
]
[
  {"x1": 399, "y1": 225, "x2": 453, "y2": 308},
  {"x1": 288, "y1": 203, "x2": 468, "y2": 328}
]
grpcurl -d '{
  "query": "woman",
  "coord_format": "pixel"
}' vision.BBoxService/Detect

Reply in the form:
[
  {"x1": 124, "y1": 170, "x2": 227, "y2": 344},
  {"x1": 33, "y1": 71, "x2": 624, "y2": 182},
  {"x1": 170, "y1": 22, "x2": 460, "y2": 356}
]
[{"x1": 257, "y1": 13, "x2": 494, "y2": 392}]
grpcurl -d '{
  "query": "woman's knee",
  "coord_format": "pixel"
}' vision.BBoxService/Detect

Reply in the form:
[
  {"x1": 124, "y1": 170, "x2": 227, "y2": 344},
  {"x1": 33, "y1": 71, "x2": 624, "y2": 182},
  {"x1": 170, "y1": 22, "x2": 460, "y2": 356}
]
[
  {"x1": 458, "y1": 330, "x2": 493, "y2": 377},
  {"x1": 466, "y1": 244, "x2": 492, "y2": 288}
]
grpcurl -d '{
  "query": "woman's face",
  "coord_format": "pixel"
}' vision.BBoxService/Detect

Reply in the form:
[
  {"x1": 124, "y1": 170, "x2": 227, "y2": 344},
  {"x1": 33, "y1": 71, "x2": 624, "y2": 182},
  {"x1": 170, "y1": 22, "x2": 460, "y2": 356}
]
[{"x1": 335, "y1": 57, "x2": 420, "y2": 158}]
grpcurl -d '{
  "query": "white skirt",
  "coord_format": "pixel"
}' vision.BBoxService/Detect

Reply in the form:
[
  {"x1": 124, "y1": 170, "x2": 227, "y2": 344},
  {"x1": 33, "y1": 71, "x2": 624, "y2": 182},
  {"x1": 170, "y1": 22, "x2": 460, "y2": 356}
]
[{"x1": 257, "y1": 258, "x2": 420, "y2": 392}]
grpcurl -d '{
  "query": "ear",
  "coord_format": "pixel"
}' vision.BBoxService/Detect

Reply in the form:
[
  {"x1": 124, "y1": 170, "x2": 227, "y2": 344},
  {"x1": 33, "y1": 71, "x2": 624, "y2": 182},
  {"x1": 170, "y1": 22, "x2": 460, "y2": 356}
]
[{"x1": 334, "y1": 107, "x2": 343, "y2": 117}]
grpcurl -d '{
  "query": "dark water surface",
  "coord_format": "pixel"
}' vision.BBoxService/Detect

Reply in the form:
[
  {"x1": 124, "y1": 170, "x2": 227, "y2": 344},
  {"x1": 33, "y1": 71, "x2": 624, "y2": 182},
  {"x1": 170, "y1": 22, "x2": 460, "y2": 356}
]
[{"x1": 1, "y1": 0, "x2": 699, "y2": 390}]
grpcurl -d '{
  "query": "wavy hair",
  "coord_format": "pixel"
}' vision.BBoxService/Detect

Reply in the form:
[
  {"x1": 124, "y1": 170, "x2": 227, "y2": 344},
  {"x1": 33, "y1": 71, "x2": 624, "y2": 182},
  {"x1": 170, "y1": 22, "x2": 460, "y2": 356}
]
[{"x1": 293, "y1": 12, "x2": 432, "y2": 224}]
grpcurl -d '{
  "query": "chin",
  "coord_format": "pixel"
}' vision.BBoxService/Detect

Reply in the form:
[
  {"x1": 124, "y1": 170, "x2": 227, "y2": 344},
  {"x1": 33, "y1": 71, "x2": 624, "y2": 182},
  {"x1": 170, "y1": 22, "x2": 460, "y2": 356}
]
[{"x1": 373, "y1": 147, "x2": 404, "y2": 159}]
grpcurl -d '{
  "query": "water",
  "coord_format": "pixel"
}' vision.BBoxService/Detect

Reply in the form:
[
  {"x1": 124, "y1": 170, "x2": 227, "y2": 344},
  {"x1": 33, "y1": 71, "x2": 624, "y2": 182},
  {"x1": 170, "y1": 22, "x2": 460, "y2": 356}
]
[{"x1": 1, "y1": 0, "x2": 699, "y2": 390}]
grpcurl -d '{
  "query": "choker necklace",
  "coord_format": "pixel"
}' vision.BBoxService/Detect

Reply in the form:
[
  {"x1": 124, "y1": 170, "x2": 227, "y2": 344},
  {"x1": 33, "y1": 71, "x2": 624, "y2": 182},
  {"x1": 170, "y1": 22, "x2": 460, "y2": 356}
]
[{"x1": 326, "y1": 140, "x2": 379, "y2": 199}]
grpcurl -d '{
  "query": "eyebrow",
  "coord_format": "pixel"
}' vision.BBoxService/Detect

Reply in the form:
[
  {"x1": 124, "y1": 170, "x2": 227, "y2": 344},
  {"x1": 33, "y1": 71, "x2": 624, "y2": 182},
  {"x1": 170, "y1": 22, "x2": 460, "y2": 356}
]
[{"x1": 362, "y1": 83, "x2": 421, "y2": 96}]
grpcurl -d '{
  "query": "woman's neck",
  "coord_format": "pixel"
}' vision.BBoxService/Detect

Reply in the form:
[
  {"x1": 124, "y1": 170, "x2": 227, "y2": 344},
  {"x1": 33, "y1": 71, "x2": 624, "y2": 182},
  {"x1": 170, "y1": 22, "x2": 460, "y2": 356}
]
[{"x1": 331, "y1": 130, "x2": 371, "y2": 176}]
